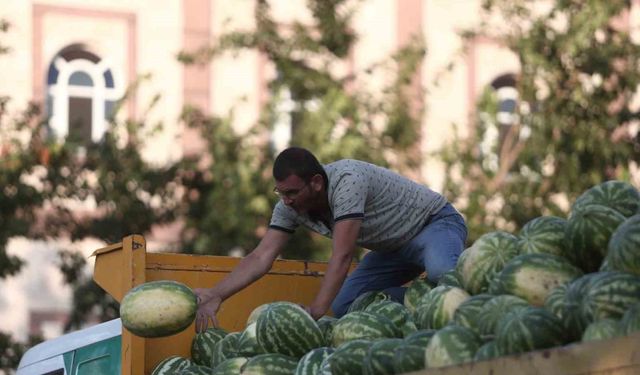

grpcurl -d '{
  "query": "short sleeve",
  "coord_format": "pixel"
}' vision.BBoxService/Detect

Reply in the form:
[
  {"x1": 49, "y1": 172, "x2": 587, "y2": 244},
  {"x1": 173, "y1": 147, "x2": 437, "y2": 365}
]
[
  {"x1": 332, "y1": 171, "x2": 367, "y2": 221},
  {"x1": 269, "y1": 201, "x2": 298, "y2": 233}
]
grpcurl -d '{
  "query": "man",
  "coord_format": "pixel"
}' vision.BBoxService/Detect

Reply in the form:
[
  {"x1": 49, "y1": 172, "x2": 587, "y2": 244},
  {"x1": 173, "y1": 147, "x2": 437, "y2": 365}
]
[{"x1": 194, "y1": 147, "x2": 467, "y2": 331}]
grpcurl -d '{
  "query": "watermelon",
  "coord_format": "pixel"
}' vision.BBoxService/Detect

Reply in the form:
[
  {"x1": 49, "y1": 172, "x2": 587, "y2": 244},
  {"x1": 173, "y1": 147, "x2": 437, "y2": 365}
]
[
  {"x1": 477, "y1": 295, "x2": 530, "y2": 340},
  {"x1": 544, "y1": 282, "x2": 570, "y2": 319},
  {"x1": 246, "y1": 303, "x2": 269, "y2": 326},
  {"x1": 120, "y1": 280, "x2": 197, "y2": 338},
  {"x1": 364, "y1": 300, "x2": 414, "y2": 334},
  {"x1": 473, "y1": 341, "x2": 502, "y2": 361},
  {"x1": 436, "y1": 269, "x2": 463, "y2": 288},
  {"x1": 404, "y1": 329, "x2": 436, "y2": 347},
  {"x1": 517, "y1": 216, "x2": 568, "y2": 257},
  {"x1": 605, "y1": 214, "x2": 640, "y2": 276},
  {"x1": 414, "y1": 286, "x2": 470, "y2": 329},
  {"x1": 363, "y1": 338, "x2": 404, "y2": 375},
  {"x1": 581, "y1": 319, "x2": 622, "y2": 342},
  {"x1": 456, "y1": 231, "x2": 520, "y2": 294},
  {"x1": 572, "y1": 180, "x2": 640, "y2": 218},
  {"x1": 392, "y1": 342, "x2": 427, "y2": 374},
  {"x1": 495, "y1": 307, "x2": 567, "y2": 355},
  {"x1": 177, "y1": 365, "x2": 211, "y2": 375},
  {"x1": 191, "y1": 327, "x2": 228, "y2": 366},
  {"x1": 241, "y1": 354, "x2": 298, "y2": 375},
  {"x1": 565, "y1": 204, "x2": 626, "y2": 272},
  {"x1": 562, "y1": 272, "x2": 640, "y2": 340},
  {"x1": 317, "y1": 316, "x2": 337, "y2": 346},
  {"x1": 256, "y1": 302, "x2": 324, "y2": 358},
  {"x1": 237, "y1": 322, "x2": 265, "y2": 357},
  {"x1": 488, "y1": 253, "x2": 583, "y2": 306},
  {"x1": 178, "y1": 365, "x2": 212, "y2": 375},
  {"x1": 211, "y1": 332, "x2": 241, "y2": 368},
  {"x1": 331, "y1": 311, "x2": 402, "y2": 347},
  {"x1": 294, "y1": 347, "x2": 334, "y2": 375},
  {"x1": 347, "y1": 291, "x2": 391, "y2": 313},
  {"x1": 151, "y1": 356, "x2": 193, "y2": 375},
  {"x1": 211, "y1": 357, "x2": 248, "y2": 375},
  {"x1": 328, "y1": 339, "x2": 373, "y2": 375},
  {"x1": 403, "y1": 276, "x2": 434, "y2": 313},
  {"x1": 451, "y1": 294, "x2": 493, "y2": 334},
  {"x1": 425, "y1": 325, "x2": 482, "y2": 368},
  {"x1": 620, "y1": 302, "x2": 640, "y2": 335}
]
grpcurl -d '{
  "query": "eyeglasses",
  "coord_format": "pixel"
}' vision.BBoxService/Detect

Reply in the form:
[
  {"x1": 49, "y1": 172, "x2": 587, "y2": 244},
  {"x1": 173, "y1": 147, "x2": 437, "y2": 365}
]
[{"x1": 273, "y1": 184, "x2": 309, "y2": 200}]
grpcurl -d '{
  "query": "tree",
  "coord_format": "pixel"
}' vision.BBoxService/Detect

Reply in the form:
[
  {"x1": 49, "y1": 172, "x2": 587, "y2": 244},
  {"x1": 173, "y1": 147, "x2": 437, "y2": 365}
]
[
  {"x1": 178, "y1": 0, "x2": 426, "y2": 259},
  {"x1": 439, "y1": 0, "x2": 640, "y2": 242}
]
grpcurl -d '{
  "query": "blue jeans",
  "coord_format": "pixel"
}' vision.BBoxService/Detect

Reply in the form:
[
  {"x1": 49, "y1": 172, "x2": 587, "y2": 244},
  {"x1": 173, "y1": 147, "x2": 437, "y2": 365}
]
[{"x1": 330, "y1": 203, "x2": 467, "y2": 318}]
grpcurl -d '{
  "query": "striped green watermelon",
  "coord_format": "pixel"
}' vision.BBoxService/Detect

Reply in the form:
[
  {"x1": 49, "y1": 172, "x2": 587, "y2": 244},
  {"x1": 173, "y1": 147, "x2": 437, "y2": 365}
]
[
  {"x1": 392, "y1": 342, "x2": 427, "y2": 374},
  {"x1": 363, "y1": 338, "x2": 404, "y2": 375},
  {"x1": 191, "y1": 327, "x2": 228, "y2": 366},
  {"x1": 477, "y1": 295, "x2": 530, "y2": 340},
  {"x1": 456, "y1": 231, "x2": 520, "y2": 294},
  {"x1": 151, "y1": 356, "x2": 193, "y2": 375},
  {"x1": 237, "y1": 322, "x2": 265, "y2": 357},
  {"x1": 404, "y1": 276, "x2": 434, "y2": 313},
  {"x1": 425, "y1": 325, "x2": 482, "y2": 368},
  {"x1": 544, "y1": 282, "x2": 570, "y2": 319},
  {"x1": 331, "y1": 311, "x2": 402, "y2": 347},
  {"x1": 488, "y1": 253, "x2": 583, "y2": 306},
  {"x1": 211, "y1": 357, "x2": 248, "y2": 375},
  {"x1": 451, "y1": 294, "x2": 493, "y2": 334},
  {"x1": 565, "y1": 204, "x2": 626, "y2": 272},
  {"x1": 347, "y1": 291, "x2": 391, "y2": 313},
  {"x1": 581, "y1": 319, "x2": 622, "y2": 342},
  {"x1": 414, "y1": 286, "x2": 470, "y2": 329},
  {"x1": 437, "y1": 269, "x2": 463, "y2": 288},
  {"x1": 605, "y1": 214, "x2": 640, "y2": 276},
  {"x1": 317, "y1": 316, "x2": 337, "y2": 346},
  {"x1": 246, "y1": 303, "x2": 269, "y2": 326},
  {"x1": 473, "y1": 341, "x2": 502, "y2": 361},
  {"x1": 562, "y1": 272, "x2": 640, "y2": 340},
  {"x1": 120, "y1": 280, "x2": 197, "y2": 338},
  {"x1": 241, "y1": 353, "x2": 298, "y2": 375},
  {"x1": 620, "y1": 302, "x2": 640, "y2": 335},
  {"x1": 495, "y1": 307, "x2": 567, "y2": 355},
  {"x1": 256, "y1": 302, "x2": 324, "y2": 358},
  {"x1": 177, "y1": 365, "x2": 212, "y2": 375},
  {"x1": 211, "y1": 332, "x2": 241, "y2": 368},
  {"x1": 517, "y1": 216, "x2": 568, "y2": 257},
  {"x1": 572, "y1": 180, "x2": 640, "y2": 218},
  {"x1": 294, "y1": 347, "x2": 334, "y2": 375},
  {"x1": 328, "y1": 339, "x2": 373, "y2": 375},
  {"x1": 364, "y1": 300, "x2": 414, "y2": 335},
  {"x1": 404, "y1": 329, "x2": 436, "y2": 347}
]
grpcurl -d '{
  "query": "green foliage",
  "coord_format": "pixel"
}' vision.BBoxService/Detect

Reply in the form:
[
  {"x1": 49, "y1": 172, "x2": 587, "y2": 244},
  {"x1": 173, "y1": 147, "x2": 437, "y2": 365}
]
[
  {"x1": 440, "y1": 0, "x2": 640, "y2": 243},
  {"x1": 178, "y1": 0, "x2": 426, "y2": 258}
]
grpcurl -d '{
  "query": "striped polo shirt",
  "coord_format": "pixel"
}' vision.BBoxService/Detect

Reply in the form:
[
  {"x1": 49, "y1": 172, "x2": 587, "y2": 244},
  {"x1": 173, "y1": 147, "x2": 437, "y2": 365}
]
[{"x1": 269, "y1": 159, "x2": 447, "y2": 252}]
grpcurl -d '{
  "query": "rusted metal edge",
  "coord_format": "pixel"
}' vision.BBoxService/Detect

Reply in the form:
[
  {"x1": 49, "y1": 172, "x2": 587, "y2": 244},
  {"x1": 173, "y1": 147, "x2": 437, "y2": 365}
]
[{"x1": 145, "y1": 262, "x2": 325, "y2": 276}]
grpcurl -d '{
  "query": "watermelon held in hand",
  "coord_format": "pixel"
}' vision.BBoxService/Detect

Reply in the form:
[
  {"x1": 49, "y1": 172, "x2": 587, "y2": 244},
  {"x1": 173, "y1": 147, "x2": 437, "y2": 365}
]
[{"x1": 120, "y1": 280, "x2": 197, "y2": 338}]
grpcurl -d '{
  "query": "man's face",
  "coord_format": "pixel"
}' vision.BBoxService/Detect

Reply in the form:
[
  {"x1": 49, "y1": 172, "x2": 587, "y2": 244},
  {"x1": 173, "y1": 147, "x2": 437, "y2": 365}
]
[{"x1": 274, "y1": 174, "x2": 318, "y2": 214}]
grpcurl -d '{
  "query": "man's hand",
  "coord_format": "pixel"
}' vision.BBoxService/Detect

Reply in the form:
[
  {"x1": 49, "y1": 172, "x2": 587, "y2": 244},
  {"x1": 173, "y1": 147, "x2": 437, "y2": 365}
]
[
  {"x1": 194, "y1": 288, "x2": 223, "y2": 332},
  {"x1": 302, "y1": 303, "x2": 327, "y2": 321}
]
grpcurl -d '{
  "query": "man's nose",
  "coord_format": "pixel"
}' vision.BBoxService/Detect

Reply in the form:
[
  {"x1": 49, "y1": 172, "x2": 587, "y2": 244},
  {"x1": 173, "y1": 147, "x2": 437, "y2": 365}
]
[{"x1": 282, "y1": 196, "x2": 294, "y2": 205}]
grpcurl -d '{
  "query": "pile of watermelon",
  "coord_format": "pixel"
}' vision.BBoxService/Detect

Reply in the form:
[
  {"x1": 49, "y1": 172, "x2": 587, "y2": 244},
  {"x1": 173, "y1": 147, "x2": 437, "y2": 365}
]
[{"x1": 150, "y1": 180, "x2": 640, "y2": 374}]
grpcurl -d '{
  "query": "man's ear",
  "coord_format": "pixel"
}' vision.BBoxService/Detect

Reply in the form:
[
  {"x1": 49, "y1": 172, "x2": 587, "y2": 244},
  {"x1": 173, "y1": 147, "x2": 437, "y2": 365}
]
[{"x1": 310, "y1": 174, "x2": 324, "y2": 191}]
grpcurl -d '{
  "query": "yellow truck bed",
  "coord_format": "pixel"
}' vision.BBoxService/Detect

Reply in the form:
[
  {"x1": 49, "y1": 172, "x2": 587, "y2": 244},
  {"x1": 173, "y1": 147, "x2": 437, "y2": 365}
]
[{"x1": 92, "y1": 235, "x2": 640, "y2": 375}]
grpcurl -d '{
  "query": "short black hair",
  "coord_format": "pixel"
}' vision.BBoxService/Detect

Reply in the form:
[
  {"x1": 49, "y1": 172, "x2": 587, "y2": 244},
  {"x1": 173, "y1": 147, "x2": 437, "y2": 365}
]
[{"x1": 273, "y1": 147, "x2": 327, "y2": 184}]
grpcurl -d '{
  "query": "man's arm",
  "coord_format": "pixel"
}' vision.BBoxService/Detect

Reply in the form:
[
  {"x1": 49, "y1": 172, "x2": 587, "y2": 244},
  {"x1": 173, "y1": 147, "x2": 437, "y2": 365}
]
[
  {"x1": 195, "y1": 228, "x2": 290, "y2": 331},
  {"x1": 307, "y1": 218, "x2": 361, "y2": 319}
]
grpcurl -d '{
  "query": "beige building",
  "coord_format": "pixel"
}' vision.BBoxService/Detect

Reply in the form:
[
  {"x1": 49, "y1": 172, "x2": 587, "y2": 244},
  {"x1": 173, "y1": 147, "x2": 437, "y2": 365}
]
[{"x1": 0, "y1": 0, "x2": 587, "y2": 342}]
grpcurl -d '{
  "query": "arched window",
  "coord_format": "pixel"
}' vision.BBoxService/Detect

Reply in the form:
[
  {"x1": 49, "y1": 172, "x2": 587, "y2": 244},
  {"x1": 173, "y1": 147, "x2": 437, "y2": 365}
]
[{"x1": 46, "y1": 45, "x2": 121, "y2": 145}]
